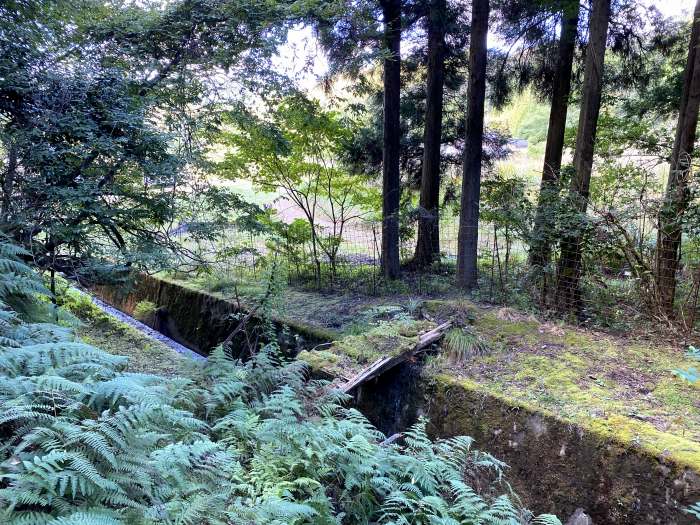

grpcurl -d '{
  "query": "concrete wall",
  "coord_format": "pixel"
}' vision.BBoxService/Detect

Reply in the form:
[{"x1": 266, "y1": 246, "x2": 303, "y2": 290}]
[
  {"x1": 353, "y1": 371, "x2": 700, "y2": 524},
  {"x1": 93, "y1": 275, "x2": 334, "y2": 356}
]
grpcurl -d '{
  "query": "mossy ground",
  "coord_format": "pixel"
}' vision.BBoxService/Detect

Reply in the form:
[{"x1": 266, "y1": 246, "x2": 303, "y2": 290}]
[
  {"x1": 60, "y1": 291, "x2": 193, "y2": 377},
  {"x1": 157, "y1": 271, "x2": 700, "y2": 471},
  {"x1": 83, "y1": 270, "x2": 700, "y2": 520},
  {"x1": 161, "y1": 268, "x2": 456, "y2": 335},
  {"x1": 157, "y1": 273, "x2": 342, "y2": 341},
  {"x1": 298, "y1": 318, "x2": 434, "y2": 379},
  {"x1": 423, "y1": 301, "x2": 700, "y2": 471}
]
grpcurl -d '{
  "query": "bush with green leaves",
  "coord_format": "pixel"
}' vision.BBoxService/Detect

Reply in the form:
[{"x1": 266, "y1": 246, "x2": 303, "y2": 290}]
[
  {"x1": 217, "y1": 94, "x2": 378, "y2": 287},
  {"x1": 0, "y1": 246, "x2": 561, "y2": 525},
  {"x1": 132, "y1": 301, "x2": 157, "y2": 326}
]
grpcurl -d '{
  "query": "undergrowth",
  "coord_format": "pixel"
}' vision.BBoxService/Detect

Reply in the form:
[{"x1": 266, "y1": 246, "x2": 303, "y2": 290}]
[
  {"x1": 443, "y1": 327, "x2": 491, "y2": 364},
  {"x1": 0, "y1": 241, "x2": 562, "y2": 524}
]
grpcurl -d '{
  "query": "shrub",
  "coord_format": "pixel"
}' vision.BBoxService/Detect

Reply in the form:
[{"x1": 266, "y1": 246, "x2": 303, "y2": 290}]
[{"x1": 133, "y1": 300, "x2": 157, "y2": 326}]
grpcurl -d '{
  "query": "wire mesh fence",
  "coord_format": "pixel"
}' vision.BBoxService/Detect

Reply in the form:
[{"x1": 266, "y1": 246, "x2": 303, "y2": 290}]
[{"x1": 171, "y1": 193, "x2": 700, "y2": 336}]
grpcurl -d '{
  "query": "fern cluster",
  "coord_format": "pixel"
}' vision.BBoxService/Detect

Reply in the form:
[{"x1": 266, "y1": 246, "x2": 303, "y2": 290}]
[
  {"x1": 0, "y1": 244, "x2": 561, "y2": 524},
  {"x1": 0, "y1": 243, "x2": 47, "y2": 304},
  {"x1": 675, "y1": 345, "x2": 700, "y2": 384}
]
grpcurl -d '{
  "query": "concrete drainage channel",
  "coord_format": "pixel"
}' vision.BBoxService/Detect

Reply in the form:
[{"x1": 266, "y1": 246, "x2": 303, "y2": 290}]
[
  {"x1": 88, "y1": 276, "x2": 700, "y2": 524},
  {"x1": 75, "y1": 288, "x2": 205, "y2": 362},
  {"x1": 90, "y1": 274, "x2": 336, "y2": 356},
  {"x1": 81, "y1": 286, "x2": 599, "y2": 525}
]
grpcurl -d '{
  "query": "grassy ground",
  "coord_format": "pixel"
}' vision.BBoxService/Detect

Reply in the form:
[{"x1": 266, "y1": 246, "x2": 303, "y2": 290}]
[
  {"x1": 163, "y1": 270, "x2": 406, "y2": 332},
  {"x1": 163, "y1": 259, "x2": 484, "y2": 332},
  {"x1": 61, "y1": 291, "x2": 195, "y2": 377}
]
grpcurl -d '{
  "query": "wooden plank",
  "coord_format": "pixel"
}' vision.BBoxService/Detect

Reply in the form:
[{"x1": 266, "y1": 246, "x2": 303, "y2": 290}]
[{"x1": 339, "y1": 321, "x2": 452, "y2": 394}]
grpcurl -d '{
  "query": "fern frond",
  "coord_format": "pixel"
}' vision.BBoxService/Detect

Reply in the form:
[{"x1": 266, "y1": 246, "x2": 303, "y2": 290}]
[{"x1": 45, "y1": 511, "x2": 122, "y2": 525}]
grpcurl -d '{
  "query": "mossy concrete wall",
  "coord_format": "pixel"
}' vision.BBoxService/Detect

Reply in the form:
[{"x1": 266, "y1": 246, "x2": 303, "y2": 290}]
[
  {"x1": 354, "y1": 361, "x2": 425, "y2": 437},
  {"x1": 423, "y1": 374, "x2": 699, "y2": 524},
  {"x1": 314, "y1": 366, "x2": 699, "y2": 524},
  {"x1": 92, "y1": 275, "x2": 334, "y2": 355}
]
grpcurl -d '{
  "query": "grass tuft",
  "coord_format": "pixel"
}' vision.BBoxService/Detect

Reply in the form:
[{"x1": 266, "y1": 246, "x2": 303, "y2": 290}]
[{"x1": 444, "y1": 327, "x2": 491, "y2": 364}]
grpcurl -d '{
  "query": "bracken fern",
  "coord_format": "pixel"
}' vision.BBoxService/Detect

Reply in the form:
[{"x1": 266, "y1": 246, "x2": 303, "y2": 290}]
[{"x1": 0, "y1": 243, "x2": 561, "y2": 525}]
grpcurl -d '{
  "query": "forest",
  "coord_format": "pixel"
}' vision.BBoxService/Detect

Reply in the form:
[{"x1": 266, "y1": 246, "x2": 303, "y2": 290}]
[{"x1": 1, "y1": 0, "x2": 700, "y2": 523}]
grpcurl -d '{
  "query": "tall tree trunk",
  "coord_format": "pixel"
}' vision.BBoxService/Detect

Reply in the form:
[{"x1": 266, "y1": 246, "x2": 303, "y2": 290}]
[
  {"x1": 656, "y1": 0, "x2": 700, "y2": 316},
  {"x1": 1, "y1": 141, "x2": 17, "y2": 223},
  {"x1": 380, "y1": 0, "x2": 402, "y2": 279},
  {"x1": 414, "y1": 0, "x2": 446, "y2": 268},
  {"x1": 528, "y1": 0, "x2": 580, "y2": 269},
  {"x1": 456, "y1": 0, "x2": 489, "y2": 289},
  {"x1": 554, "y1": 0, "x2": 610, "y2": 313}
]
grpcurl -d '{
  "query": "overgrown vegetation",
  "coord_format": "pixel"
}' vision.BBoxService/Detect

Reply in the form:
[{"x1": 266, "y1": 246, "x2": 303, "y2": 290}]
[
  {"x1": 4, "y1": 0, "x2": 700, "y2": 334},
  {"x1": 0, "y1": 243, "x2": 561, "y2": 524},
  {"x1": 3, "y1": 0, "x2": 700, "y2": 521}
]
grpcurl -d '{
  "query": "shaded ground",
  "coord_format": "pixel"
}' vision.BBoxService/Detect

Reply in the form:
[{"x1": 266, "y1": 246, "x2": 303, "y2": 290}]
[
  {"x1": 422, "y1": 301, "x2": 700, "y2": 467},
  {"x1": 174, "y1": 269, "x2": 463, "y2": 333}
]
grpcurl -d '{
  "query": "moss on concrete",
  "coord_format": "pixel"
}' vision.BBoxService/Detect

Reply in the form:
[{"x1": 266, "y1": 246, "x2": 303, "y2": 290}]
[
  {"x1": 172, "y1": 272, "x2": 381, "y2": 336},
  {"x1": 132, "y1": 300, "x2": 157, "y2": 326},
  {"x1": 421, "y1": 298, "x2": 478, "y2": 325},
  {"x1": 426, "y1": 373, "x2": 700, "y2": 524},
  {"x1": 93, "y1": 282, "x2": 700, "y2": 522},
  {"x1": 93, "y1": 274, "x2": 337, "y2": 354},
  {"x1": 297, "y1": 349, "x2": 343, "y2": 379},
  {"x1": 62, "y1": 291, "x2": 192, "y2": 377},
  {"x1": 442, "y1": 314, "x2": 700, "y2": 469},
  {"x1": 299, "y1": 319, "x2": 436, "y2": 381}
]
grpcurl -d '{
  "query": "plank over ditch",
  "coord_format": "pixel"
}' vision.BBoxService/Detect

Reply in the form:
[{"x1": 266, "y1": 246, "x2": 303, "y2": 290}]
[{"x1": 339, "y1": 321, "x2": 452, "y2": 394}]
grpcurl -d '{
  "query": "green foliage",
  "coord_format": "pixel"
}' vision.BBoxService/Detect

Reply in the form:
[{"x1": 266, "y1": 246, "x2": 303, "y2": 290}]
[
  {"x1": 132, "y1": 301, "x2": 157, "y2": 325},
  {"x1": 479, "y1": 169, "x2": 533, "y2": 301},
  {"x1": 674, "y1": 346, "x2": 700, "y2": 385},
  {"x1": 678, "y1": 349, "x2": 700, "y2": 519},
  {"x1": 269, "y1": 218, "x2": 315, "y2": 274},
  {"x1": 490, "y1": 90, "x2": 553, "y2": 145},
  {"x1": 686, "y1": 501, "x2": 700, "y2": 520},
  {"x1": 0, "y1": 245, "x2": 560, "y2": 525},
  {"x1": 481, "y1": 169, "x2": 533, "y2": 239},
  {"x1": 444, "y1": 327, "x2": 491, "y2": 364},
  {"x1": 0, "y1": 240, "x2": 63, "y2": 325},
  {"x1": 675, "y1": 347, "x2": 700, "y2": 520},
  {"x1": 0, "y1": 242, "x2": 49, "y2": 305},
  {"x1": 218, "y1": 94, "x2": 354, "y2": 193},
  {"x1": 217, "y1": 94, "x2": 378, "y2": 284},
  {"x1": 0, "y1": 0, "x2": 285, "y2": 284}
]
